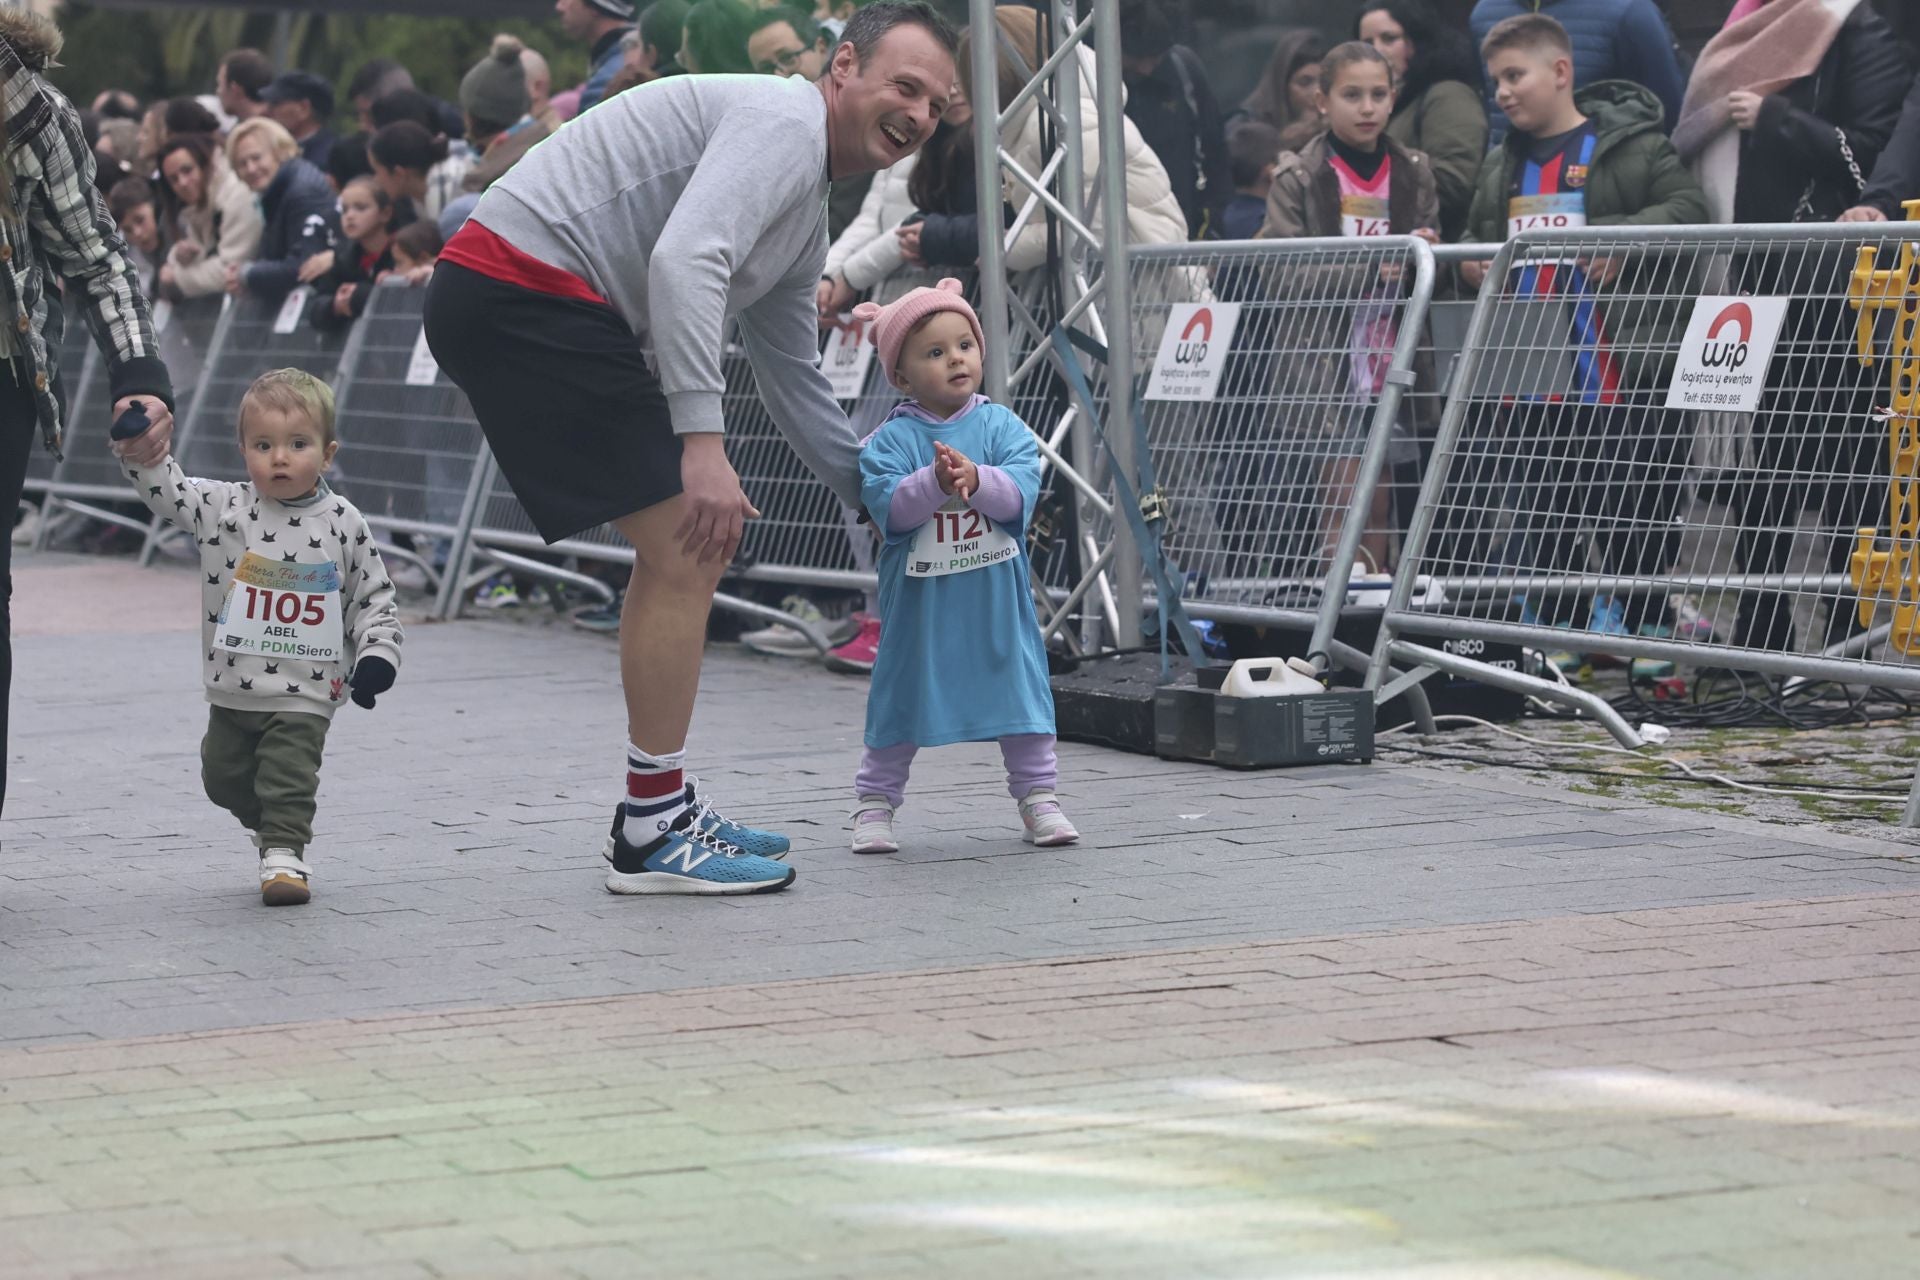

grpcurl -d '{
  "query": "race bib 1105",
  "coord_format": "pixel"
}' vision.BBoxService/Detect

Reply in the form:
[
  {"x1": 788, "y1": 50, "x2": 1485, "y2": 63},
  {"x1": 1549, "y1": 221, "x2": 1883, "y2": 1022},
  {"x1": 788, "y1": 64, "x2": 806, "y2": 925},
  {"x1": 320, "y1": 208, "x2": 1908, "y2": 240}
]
[
  {"x1": 213, "y1": 551, "x2": 345, "y2": 663},
  {"x1": 907, "y1": 496, "x2": 1019, "y2": 578}
]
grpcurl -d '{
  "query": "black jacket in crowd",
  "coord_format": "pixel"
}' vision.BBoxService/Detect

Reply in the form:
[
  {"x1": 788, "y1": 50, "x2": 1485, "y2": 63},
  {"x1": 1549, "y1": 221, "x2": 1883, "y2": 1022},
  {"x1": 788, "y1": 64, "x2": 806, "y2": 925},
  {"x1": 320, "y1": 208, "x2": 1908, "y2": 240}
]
[
  {"x1": 913, "y1": 144, "x2": 982, "y2": 268},
  {"x1": 306, "y1": 238, "x2": 398, "y2": 332},
  {"x1": 1734, "y1": 2, "x2": 1912, "y2": 223},
  {"x1": 1862, "y1": 73, "x2": 1920, "y2": 217},
  {"x1": 243, "y1": 157, "x2": 341, "y2": 303},
  {"x1": 1123, "y1": 44, "x2": 1229, "y2": 240}
]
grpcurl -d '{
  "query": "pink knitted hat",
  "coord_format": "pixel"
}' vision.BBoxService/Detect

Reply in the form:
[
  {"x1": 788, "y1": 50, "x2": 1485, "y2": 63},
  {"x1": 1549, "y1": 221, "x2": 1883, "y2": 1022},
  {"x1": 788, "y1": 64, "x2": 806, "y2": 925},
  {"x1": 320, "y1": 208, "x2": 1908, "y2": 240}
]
[{"x1": 852, "y1": 277, "x2": 985, "y2": 375}]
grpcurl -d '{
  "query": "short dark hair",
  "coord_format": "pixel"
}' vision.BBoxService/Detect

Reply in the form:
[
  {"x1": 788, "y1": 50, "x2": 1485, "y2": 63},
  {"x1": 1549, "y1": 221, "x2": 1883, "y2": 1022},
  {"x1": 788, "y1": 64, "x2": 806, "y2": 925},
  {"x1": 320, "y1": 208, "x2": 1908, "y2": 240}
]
[
  {"x1": 683, "y1": 0, "x2": 757, "y2": 75},
  {"x1": 1481, "y1": 12, "x2": 1572, "y2": 63},
  {"x1": 348, "y1": 57, "x2": 414, "y2": 104},
  {"x1": 107, "y1": 176, "x2": 157, "y2": 225},
  {"x1": 163, "y1": 97, "x2": 222, "y2": 138},
  {"x1": 369, "y1": 120, "x2": 448, "y2": 173},
  {"x1": 639, "y1": 0, "x2": 691, "y2": 59},
  {"x1": 839, "y1": 0, "x2": 958, "y2": 68},
  {"x1": 394, "y1": 219, "x2": 445, "y2": 263},
  {"x1": 751, "y1": 6, "x2": 822, "y2": 45},
  {"x1": 328, "y1": 130, "x2": 374, "y2": 188},
  {"x1": 370, "y1": 88, "x2": 441, "y2": 133},
  {"x1": 1117, "y1": 0, "x2": 1180, "y2": 62},
  {"x1": 1319, "y1": 39, "x2": 1393, "y2": 93},
  {"x1": 1226, "y1": 120, "x2": 1280, "y2": 188},
  {"x1": 95, "y1": 89, "x2": 141, "y2": 122},
  {"x1": 220, "y1": 49, "x2": 275, "y2": 101}
]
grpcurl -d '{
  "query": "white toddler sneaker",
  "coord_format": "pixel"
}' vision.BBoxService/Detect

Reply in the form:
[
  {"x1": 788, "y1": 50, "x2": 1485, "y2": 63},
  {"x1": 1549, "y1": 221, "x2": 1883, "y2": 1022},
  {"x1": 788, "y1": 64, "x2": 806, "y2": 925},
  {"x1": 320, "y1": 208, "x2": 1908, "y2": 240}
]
[
  {"x1": 1019, "y1": 790, "x2": 1079, "y2": 846},
  {"x1": 850, "y1": 796, "x2": 899, "y2": 854},
  {"x1": 259, "y1": 848, "x2": 312, "y2": 906}
]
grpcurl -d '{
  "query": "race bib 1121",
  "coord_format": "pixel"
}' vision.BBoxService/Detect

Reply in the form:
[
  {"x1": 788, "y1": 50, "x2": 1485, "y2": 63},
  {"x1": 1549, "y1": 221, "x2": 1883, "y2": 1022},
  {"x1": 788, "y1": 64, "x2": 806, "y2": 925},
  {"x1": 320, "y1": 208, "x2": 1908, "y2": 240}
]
[
  {"x1": 907, "y1": 496, "x2": 1019, "y2": 578},
  {"x1": 213, "y1": 551, "x2": 345, "y2": 663}
]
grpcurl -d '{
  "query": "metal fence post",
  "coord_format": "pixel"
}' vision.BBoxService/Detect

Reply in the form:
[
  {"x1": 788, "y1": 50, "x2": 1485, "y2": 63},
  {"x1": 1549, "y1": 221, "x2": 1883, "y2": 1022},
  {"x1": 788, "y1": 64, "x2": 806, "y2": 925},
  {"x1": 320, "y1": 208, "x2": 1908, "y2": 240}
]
[{"x1": 1091, "y1": 0, "x2": 1140, "y2": 645}]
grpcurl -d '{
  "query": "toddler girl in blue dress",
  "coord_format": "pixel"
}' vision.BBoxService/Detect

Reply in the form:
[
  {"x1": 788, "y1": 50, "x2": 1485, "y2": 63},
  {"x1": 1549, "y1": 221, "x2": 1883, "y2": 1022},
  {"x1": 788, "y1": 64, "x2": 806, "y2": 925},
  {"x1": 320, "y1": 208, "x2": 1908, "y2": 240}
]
[{"x1": 848, "y1": 278, "x2": 1077, "y2": 854}]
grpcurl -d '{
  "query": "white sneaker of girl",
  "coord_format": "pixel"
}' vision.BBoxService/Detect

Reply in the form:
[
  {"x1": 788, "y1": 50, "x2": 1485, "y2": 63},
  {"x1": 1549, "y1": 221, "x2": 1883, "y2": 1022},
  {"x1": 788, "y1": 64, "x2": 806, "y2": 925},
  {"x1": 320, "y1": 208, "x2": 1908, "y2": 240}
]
[
  {"x1": 850, "y1": 797, "x2": 899, "y2": 854},
  {"x1": 1019, "y1": 790, "x2": 1079, "y2": 846}
]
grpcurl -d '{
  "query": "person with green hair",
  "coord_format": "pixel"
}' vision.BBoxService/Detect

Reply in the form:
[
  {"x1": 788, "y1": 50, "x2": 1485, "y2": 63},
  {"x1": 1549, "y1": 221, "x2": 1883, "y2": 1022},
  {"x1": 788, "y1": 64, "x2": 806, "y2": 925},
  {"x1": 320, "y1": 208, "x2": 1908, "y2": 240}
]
[{"x1": 681, "y1": 0, "x2": 757, "y2": 74}]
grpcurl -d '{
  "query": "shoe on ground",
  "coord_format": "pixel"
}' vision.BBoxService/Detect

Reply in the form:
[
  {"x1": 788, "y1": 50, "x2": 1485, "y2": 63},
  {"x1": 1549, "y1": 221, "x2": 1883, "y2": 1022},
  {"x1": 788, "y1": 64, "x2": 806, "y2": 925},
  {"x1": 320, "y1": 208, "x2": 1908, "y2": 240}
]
[
  {"x1": 472, "y1": 573, "x2": 520, "y2": 610},
  {"x1": 259, "y1": 848, "x2": 312, "y2": 906},
  {"x1": 388, "y1": 559, "x2": 432, "y2": 593},
  {"x1": 850, "y1": 796, "x2": 899, "y2": 854},
  {"x1": 604, "y1": 812, "x2": 794, "y2": 896},
  {"x1": 11, "y1": 505, "x2": 37, "y2": 547},
  {"x1": 570, "y1": 593, "x2": 623, "y2": 633},
  {"x1": 824, "y1": 614, "x2": 881, "y2": 674},
  {"x1": 598, "y1": 779, "x2": 792, "y2": 864},
  {"x1": 742, "y1": 595, "x2": 858, "y2": 657},
  {"x1": 1019, "y1": 790, "x2": 1079, "y2": 847}
]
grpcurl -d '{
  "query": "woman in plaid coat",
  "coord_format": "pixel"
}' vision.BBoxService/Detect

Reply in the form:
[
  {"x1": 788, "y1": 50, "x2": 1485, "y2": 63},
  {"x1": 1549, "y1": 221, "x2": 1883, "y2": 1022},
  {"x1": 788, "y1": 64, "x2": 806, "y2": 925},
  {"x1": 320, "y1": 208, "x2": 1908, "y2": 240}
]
[{"x1": 0, "y1": 11, "x2": 175, "y2": 815}]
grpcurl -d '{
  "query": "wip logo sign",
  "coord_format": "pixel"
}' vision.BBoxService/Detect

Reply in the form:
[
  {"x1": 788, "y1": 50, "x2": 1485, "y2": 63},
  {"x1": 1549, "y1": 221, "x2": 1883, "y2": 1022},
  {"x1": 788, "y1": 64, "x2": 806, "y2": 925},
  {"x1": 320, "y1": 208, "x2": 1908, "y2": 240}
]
[
  {"x1": 1174, "y1": 307, "x2": 1215, "y2": 365},
  {"x1": 1700, "y1": 301, "x2": 1753, "y2": 371},
  {"x1": 1665, "y1": 295, "x2": 1788, "y2": 414},
  {"x1": 1147, "y1": 302, "x2": 1242, "y2": 402}
]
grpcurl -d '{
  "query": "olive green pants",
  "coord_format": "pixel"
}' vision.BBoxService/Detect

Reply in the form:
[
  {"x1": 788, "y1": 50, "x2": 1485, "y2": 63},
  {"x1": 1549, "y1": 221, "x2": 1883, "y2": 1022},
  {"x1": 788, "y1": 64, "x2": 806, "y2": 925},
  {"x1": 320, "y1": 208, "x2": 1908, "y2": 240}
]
[{"x1": 201, "y1": 706, "x2": 331, "y2": 856}]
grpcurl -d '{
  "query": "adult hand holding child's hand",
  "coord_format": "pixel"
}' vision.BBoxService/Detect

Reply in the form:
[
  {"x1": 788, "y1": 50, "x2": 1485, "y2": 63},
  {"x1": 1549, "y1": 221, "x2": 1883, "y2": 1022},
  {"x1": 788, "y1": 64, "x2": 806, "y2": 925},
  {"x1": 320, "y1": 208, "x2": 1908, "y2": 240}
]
[{"x1": 935, "y1": 442, "x2": 978, "y2": 502}]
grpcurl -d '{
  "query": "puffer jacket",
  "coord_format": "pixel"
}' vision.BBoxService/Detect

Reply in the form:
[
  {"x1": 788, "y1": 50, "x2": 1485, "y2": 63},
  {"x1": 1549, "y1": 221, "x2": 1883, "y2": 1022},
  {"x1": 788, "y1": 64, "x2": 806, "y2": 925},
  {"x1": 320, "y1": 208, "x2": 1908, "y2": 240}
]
[
  {"x1": 167, "y1": 154, "x2": 262, "y2": 299},
  {"x1": 1464, "y1": 80, "x2": 1710, "y2": 384},
  {"x1": 998, "y1": 46, "x2": 1190, "y2": 270},
  {"x1": 1384, "y1": 80, "x2": 1488, "y2": 242},
  {"x1": 823, "y1": 153, "x2": 934, "y2": 304},
  {"x1": 1257, "y1": 132, "x2": 1441, "y2": 431},
  {"x1": 1470, "y1": 0, "x2": 1686, "y2": 140},
  {"x1": 0, "y1": 11, "x2": 170, "y2": 457},
  {"x1": 241, "y1": 156, "x2": 338, "y2": 303}
]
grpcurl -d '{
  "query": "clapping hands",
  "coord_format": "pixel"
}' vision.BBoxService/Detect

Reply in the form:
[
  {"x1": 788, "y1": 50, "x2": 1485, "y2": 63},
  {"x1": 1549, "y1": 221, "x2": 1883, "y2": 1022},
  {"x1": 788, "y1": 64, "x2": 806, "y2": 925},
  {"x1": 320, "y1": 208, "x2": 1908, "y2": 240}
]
[{"x1": 935, "y1": 441, "x2": 978, "y2": 501}]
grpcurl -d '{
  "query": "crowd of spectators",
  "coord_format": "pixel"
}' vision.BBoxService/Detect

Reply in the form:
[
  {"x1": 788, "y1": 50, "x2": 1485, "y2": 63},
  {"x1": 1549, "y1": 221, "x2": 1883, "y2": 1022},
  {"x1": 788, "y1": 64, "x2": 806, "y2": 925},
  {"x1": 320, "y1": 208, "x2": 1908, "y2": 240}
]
[{"x1": 51, "y1": 0, "x2": 1920, "y2": 655}]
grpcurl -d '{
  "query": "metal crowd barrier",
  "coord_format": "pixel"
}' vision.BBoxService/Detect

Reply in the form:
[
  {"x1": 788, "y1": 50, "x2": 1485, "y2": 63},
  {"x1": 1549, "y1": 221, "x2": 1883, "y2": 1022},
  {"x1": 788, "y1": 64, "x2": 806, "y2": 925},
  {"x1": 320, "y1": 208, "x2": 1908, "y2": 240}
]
[
  {"x1": 34, "y1": 295, "x2": 224, "y2": 549},
  {"x1": 325, "y1": 283, "x2": 493, "y2": 618},
  {"x1": 1364, "y1": 222, "x2": 1920, "y2": 821},
  {"x1": 1087, "y1": 236, "x2": 1439, "y2": 680},
  {"x1": 154, "y1": 290, "x2": 350, "y2": 563}
]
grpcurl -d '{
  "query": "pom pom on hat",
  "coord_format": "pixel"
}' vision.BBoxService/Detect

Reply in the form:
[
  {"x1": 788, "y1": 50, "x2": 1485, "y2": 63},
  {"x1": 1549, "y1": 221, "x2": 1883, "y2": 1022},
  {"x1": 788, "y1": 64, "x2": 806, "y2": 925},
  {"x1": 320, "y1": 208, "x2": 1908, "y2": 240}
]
[{"x1": 856, "y1": 277, "x2": 985, "y2": 375}]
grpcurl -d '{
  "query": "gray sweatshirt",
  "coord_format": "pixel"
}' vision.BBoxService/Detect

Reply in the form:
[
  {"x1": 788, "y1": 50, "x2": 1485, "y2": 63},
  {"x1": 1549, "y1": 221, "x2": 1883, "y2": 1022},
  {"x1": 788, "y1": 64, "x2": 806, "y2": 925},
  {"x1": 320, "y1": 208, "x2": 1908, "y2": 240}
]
[{"x1": 472, "y1": 73, "x2": 862, "y2": 509}]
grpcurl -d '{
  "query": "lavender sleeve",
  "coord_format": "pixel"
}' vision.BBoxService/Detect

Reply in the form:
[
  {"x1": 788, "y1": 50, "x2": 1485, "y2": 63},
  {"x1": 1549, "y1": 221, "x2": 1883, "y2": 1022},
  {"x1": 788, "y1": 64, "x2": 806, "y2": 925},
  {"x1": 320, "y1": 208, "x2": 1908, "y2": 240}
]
[
  {"x1": 970, "y1": 465, "x2": 1024, "y2": 524},
  {"x1": 886, "y1": 464, "x2": 949, "y2": 533}
]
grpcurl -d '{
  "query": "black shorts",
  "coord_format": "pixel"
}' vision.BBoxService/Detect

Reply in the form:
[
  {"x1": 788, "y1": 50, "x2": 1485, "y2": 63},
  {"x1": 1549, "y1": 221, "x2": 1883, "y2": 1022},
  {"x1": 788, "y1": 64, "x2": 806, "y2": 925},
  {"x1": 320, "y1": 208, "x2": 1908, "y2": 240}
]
[{"x1": 423, "y1": 261, "x2": 681, "y2": 544}]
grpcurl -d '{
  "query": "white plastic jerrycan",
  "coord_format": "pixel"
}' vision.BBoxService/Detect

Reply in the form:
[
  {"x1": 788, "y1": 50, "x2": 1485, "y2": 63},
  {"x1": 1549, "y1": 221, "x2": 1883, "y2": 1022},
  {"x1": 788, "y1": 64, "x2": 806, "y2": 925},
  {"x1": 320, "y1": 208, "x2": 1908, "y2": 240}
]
[{"x1": 1219, "y1": 656, "x2": 1324, "y2": 698}]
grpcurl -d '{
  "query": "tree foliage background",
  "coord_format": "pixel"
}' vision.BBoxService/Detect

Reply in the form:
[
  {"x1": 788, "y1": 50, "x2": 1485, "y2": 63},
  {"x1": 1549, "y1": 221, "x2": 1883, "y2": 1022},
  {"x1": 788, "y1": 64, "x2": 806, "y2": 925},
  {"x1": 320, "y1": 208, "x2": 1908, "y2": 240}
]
[{"x1": 45, "y1": 5, "x2": 588, "y2": 120}]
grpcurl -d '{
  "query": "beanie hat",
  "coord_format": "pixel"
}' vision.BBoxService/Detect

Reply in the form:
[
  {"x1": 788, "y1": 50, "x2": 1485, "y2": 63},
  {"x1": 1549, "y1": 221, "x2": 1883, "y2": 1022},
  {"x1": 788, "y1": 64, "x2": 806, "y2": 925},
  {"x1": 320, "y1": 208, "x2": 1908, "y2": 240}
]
[
  {"x1": 585, "y1": 0, "x2": 638, "y2": 18},
  {"x1": 852, "y1": 278, "x2": 986, "y2": 375},
  {"x1": 461, "y1": 35, "x2": 532, "y2": 130}
]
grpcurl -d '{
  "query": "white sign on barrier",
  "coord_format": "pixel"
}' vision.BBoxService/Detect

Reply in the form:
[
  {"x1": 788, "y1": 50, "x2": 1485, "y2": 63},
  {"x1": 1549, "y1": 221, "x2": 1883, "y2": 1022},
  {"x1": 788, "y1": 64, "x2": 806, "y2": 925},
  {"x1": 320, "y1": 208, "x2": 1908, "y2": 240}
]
[
  {"x1": 406, "y1": 327, "x2": 441, "y2": 386},
  {"x1": 1665, "y1": 295, "x2": 1789, "y2": 413},
  {"x1": 1146, "y1": 302, "x2": 1241, "y2": 401},
  {"x1": 822, "y1": 312, "x2": 877, "y2": 402},
  {"x1": 272, "y1": 286, "x2": 311, "y2": 335}
]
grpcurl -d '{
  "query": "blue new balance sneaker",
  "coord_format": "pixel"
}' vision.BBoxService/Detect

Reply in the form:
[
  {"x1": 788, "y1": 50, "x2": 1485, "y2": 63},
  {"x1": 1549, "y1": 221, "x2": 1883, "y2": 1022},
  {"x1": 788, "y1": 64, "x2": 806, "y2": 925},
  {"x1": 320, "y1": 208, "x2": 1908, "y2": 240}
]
[
  {"x1": 604, "y1": 813, "x2": 795, "y2": 896},
  {"x1": 685, "y1": 776, "x2": 791, "y2": 860},
  {"x1": 601, "y1": 779, "x2": 792, "y2": 864}
]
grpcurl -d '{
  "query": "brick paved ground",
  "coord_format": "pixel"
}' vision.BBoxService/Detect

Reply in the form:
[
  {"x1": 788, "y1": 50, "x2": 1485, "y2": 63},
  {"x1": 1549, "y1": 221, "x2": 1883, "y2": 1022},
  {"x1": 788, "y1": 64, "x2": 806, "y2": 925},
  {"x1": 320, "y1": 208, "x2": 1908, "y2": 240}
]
[{"x1": 3, "y1": 554, "x2": 1917, "y2": 1278}]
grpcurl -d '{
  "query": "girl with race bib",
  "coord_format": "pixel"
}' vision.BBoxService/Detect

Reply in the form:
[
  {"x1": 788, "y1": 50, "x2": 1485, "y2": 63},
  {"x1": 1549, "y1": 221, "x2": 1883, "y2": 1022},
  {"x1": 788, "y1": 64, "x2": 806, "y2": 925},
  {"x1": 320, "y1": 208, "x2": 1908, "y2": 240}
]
[
  {"x1": 1258, "y1": 40, "x2": 1439, "y2": 570},
  {"x1": 117, "y1": 369, "x2": 403, "y2": 906},
  {"x1": 847, "y1": 279, "x2": 1075, "y2": 855}
]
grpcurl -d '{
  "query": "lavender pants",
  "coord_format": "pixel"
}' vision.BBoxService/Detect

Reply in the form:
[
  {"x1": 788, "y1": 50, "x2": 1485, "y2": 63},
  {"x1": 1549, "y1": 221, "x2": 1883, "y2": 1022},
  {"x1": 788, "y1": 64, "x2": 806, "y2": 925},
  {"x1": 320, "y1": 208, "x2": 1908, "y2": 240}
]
[{"x1": 854, "y1": 734, "x2": 1058, "y2": 809}]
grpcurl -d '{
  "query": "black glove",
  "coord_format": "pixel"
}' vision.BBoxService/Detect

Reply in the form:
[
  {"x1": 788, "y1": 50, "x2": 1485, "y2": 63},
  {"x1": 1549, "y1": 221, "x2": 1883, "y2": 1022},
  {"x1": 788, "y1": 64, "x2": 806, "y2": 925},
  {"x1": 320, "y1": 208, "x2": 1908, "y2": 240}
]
[
  {"x1": 110, "y1": 400, "x2": 151, "y2": 441},
  {"x1": 348, "y1": 656, "x2": 395, "y2": 709}
]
